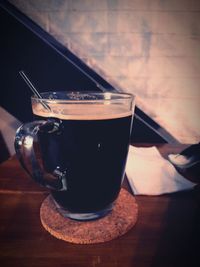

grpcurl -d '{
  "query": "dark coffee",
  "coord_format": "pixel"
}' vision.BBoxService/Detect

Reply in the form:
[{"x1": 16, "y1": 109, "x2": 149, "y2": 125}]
[{"x1": 33, "y1": 105, "x2": 132, "y2": 214}]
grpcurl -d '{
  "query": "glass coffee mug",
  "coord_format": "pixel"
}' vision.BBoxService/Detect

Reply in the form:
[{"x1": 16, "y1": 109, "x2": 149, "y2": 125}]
[{"x1": 15, "y1": 91, "x2": 135, "y2": 220}]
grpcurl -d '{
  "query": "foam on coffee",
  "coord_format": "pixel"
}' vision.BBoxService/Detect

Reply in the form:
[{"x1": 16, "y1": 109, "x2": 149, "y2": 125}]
[{"x1": 32, "y1": 103, "x2": 132, "y2": 120}]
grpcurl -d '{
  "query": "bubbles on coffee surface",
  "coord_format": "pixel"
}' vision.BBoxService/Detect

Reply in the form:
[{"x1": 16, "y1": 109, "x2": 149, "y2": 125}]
[
  {"x1": 46, "y1": 92, "x2": 99, "y2": 101},
  {"x1": 65, "y1": 92, "x2": 98, "y2": 100}
]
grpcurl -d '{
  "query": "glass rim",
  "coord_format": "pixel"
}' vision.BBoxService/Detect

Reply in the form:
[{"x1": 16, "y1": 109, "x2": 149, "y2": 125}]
[{"x1": 31, "y1": 91, "x2": 135, "y2": 104}]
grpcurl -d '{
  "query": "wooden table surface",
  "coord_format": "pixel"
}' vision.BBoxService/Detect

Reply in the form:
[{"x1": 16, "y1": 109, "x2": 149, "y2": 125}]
[{"x1": 0, "y1": 144, "x2": 200, "y2": 267}]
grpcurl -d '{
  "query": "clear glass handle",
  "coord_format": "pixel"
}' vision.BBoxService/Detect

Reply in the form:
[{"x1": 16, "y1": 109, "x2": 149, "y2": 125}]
[{"x1": 14, "y1": 119, "x2": 67, "y2": 191}]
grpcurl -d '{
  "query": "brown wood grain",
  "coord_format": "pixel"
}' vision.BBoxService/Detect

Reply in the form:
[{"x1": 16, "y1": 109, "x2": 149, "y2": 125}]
[{"x1": 0, "y1": 144, "x2": 199, "y2": 267}]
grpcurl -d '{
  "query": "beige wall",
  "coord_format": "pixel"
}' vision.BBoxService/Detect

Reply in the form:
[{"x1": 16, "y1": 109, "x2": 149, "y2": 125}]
[{"x1": 9, "y1": 0, "x2": 200, "y2": 143}]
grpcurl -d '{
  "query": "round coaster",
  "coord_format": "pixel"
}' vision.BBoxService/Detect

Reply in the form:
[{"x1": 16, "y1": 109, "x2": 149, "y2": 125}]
[{"x1": 40, "y1": 188, "x2": 138, "y2": 244}]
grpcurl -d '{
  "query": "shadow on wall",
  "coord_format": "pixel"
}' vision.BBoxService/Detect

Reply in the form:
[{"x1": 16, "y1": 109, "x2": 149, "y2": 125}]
[{"x1": 0, "y1": 131, "x2": 10, "y2": 163}]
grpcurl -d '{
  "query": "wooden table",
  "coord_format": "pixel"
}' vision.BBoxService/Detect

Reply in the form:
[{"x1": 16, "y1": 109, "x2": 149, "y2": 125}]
[{"x1": 0, "y1": 144, "x2": 200, "y2": 267}]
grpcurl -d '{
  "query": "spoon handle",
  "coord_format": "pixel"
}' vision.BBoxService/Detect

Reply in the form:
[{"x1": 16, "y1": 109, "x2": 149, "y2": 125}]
[{"x1": 19, "y1": 70, "x2": 50, "y2": 111}]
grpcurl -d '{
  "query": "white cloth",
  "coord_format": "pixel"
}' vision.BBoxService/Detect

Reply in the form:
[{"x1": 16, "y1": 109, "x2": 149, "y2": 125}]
[{"x1": 126, "y1": 146, "x2": 196, "y2": 195}]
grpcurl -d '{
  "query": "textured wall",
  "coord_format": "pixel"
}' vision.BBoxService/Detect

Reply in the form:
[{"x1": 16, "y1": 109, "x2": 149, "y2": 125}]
[{"x1": 9, "y1": 0, "x2": 200, "y2": 143}]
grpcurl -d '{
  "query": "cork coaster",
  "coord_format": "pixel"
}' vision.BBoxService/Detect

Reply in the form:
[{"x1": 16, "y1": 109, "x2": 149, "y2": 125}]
[{"x1": 40, "y1": 188, "x2": 138, "y2": 244}]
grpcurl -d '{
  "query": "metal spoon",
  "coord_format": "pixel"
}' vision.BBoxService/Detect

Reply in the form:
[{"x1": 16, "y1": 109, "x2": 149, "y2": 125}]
[{"x1": 19, "y1": 70, "x2": 51, "y2": 111}]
